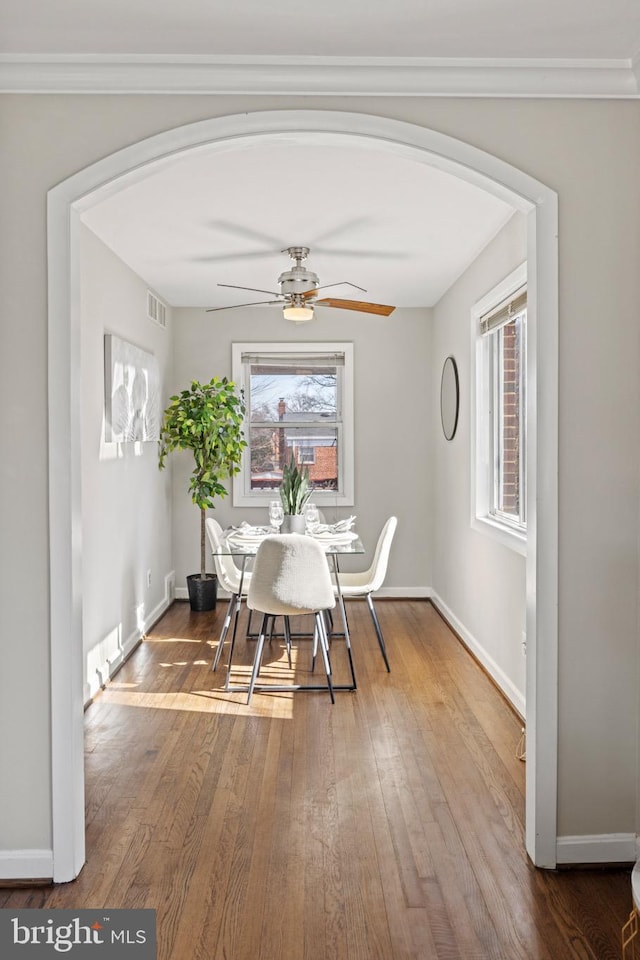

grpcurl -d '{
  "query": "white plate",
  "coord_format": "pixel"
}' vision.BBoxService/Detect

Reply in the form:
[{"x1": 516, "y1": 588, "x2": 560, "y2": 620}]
[
  {"x1": 226, "y1": 525, "x2": 272, "y2": 542},
  {"x1": 312, "y1": 530, "x2": 359, "y2": 543}
]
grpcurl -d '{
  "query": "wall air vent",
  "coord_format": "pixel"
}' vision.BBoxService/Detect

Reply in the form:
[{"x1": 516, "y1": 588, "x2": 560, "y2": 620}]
[{"x1": 147, "y1": 290, "x2": 167, "y2": 329}]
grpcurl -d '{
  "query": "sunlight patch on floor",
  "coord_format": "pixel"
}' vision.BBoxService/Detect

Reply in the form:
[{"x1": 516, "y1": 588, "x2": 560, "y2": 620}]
[
  {"x1": 157, "y1": 658, "x2": 214, "y2": 668},
  {"x1": 99, "y1": 687, "x2": 295, "y2": 718},
  {"x1": 144, "y1": 635, "x2": 203, "y2": 644}
]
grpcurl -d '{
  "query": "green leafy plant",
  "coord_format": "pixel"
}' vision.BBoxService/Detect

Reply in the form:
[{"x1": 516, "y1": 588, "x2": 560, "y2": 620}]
[
  {"x1": 279, "y1": 454, "x2": 313, "y2": 515},
  {"x1": 158, "y1": 377, "x2": 246, "y2": 580}
]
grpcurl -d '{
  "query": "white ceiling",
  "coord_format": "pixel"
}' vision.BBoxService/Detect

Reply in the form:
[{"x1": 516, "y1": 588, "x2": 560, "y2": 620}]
[
  {"x1": 34, "y1": 0, "x2": 637, "y2": 311},
  {"x1": 82, "y1": 140, "x2": 516, "y2": 310},
  {"x1": 2, "y1": 0, "x2": 639, "y2": 58}
]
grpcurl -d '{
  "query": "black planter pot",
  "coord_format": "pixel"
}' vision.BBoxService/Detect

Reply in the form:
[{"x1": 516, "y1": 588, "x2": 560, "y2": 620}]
[{"x1": 186, "y1": 574, "x2": 218, "y2": 612}]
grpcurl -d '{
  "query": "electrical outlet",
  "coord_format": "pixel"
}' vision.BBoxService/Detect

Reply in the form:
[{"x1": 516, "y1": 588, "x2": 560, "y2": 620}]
[
  {"x1": 521, "y1": 631, "x2": 527, "y2": 657},
  {"x1": 146, "y1": 569, "x2": 152, "y2": 589}
]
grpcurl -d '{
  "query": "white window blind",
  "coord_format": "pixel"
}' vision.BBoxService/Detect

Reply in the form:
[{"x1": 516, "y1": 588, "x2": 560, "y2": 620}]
[
  {"x1": 479, "y1": 287, "x2": 527, "y2": 337},
  {"x1": 241, "y1": 351, "x2": 345, "y2": 368}
]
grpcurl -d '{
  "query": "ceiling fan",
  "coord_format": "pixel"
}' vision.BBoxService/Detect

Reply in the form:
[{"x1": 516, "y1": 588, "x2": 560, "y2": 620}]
[{"x1": 206, "y1": 246, "x2": 395, "y2": 323}]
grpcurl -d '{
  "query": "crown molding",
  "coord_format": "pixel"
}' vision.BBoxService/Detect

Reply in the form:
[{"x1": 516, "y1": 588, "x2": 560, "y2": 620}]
[{"x1": 0, "y1": 53, "x2": 639, "y2": 98}]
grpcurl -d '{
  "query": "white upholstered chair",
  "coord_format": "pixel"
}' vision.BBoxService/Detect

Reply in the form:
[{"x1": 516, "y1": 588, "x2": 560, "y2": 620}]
[
  {"x1": 334, "y1": 516, "x2": 397, "y2": 672},
  {"x1": 205, "y1": 517, "x2": 252, "y2": 672},
  {"x1": 246, "y1": 533, "x2": 336, "y2": 705}
]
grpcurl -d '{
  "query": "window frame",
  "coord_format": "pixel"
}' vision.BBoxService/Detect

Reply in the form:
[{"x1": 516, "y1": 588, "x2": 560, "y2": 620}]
[
  {"x1": 296, "y1": 444, "x2": 316, "y2": 465},
  {"x1": 490, "y1": 309, "x2": 527, "y2": 529},
  {"x1": 471, "y1": 263, "x2": 528, "y2": 556},
  {"x1": 232, "y1": 341, "x2": 355, "y2": 508}
]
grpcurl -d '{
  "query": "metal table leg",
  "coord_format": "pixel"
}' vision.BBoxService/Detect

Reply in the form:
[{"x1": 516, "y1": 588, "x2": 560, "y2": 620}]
[
  {"x1": 225, "y1": 555, "x2": 248, "y2": 691},
  {"x1": 332, "y1": 554, "x2": 357, "y2": 690}
]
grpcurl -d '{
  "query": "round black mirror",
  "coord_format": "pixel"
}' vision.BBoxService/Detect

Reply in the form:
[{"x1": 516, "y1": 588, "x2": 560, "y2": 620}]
[{"x1": 440, "y1": 355, "x2": 459, "y2": 441}]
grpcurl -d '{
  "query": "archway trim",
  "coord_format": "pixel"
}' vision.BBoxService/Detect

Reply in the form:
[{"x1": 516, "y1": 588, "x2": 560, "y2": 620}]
[{"x1": 48, "y1": 109, "x2": 558, "y2": 880}]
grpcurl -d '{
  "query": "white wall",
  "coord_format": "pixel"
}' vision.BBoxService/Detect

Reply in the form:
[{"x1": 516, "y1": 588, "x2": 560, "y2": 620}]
[
  {"x1": 431, "y1": 213, "x2": 528, "y2": 715},
  {"x1": 169, "y1": 305, "x2": 432, "y2": 595},
  {"x1": 79, "y1": 226, "x2": 174, "y2": 702},
  {"x1": 1, "y1": 94, "x2": 639, "y2": 864}
]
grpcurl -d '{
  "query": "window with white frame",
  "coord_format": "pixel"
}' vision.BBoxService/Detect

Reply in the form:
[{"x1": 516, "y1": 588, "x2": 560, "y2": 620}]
[
  {"x1": 232, "y1": 342, "x2": 354, "y2": 507},
  {"x1": 297, "y1": 445, "x2": 316, "y2": 464},
  {"x1": 472, "y1": 264, "x2": 527, "y2": 553}
]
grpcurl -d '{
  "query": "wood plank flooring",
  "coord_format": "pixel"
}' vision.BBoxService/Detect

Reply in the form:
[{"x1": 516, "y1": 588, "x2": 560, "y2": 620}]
[{"x1": 1, "y1": 599, "x2": 632, "y2": 959}]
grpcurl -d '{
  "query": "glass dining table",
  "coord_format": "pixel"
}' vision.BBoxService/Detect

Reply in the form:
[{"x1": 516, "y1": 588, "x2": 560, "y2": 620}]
[{"x1": 210, "y1": 527, "x2": 365, "y2": 695}]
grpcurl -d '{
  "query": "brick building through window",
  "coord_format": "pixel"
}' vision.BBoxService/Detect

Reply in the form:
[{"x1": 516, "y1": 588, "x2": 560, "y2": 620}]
[{"x1": 496, "y1": 314, "x2": 524, "y2": 519}]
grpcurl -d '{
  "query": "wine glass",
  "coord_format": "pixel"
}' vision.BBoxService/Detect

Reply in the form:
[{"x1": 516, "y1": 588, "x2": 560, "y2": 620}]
[
  {"x1": 305, "y1": 502, "x2": 320, "y2": 535},
  {"x1": 268, "y1": 499, "x2": 284, "y2": 533}
]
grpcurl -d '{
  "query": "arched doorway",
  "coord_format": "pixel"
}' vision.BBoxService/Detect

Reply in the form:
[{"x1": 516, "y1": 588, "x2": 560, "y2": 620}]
[{"x1": 48, "y1": 109, "x2": 558, "y2": 881}]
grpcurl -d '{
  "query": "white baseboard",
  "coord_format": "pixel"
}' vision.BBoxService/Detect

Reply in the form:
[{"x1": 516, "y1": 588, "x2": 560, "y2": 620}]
[
  {"x1": 142, "y1": 577, "x2": 175, "y2": 634},
  {"x1": 377, "y1": 587, "x2": 431, "y2": 599},
  {"x1": 429, "y1": 591, "x2": 526, "y2": 718},
  {"x1": 0, "y1": 849, "x2": 53, "y2": 880},
  {"x1": 176, "y1": 585, "x2": 430, "y2": 601},
  {"x1": 556, "y1": 833, "x2": 637, "y2": 865},
  {"x1": 84, "y1": 572, "x2": 175, "y2": 706},
  {"x1": 175, "y1": 587, "x2": 222, "y2": 600}
]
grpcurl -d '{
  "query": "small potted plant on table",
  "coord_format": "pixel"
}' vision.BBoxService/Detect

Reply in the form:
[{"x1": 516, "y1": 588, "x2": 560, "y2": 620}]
[
  {"x1": 279, "y1": 454, "x2": 313, "y2": 534},
  {"x1": 158, "y1": 377, "x2": 246, "y2": 611}
]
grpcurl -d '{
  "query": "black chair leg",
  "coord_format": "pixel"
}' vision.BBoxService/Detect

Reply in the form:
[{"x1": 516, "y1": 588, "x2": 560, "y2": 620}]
[
  {"x1": 212, "y1": 593, "x2": 236, "y2": 672},
  {"x1": 247, "y1": 614, "x2": 269, "y2": 704},
  {"x1": 323, "y1": 609, "x2": 334, "y2": 648},
  {"x1": 367, "y1": 593, "x2": 391, "y2": 672},
  {"x1": 283, "y1": 616, "x2": 293, "y2": 668},
  {"x1": 315, "y1": 613, "x2": 335, "y2": 703}
]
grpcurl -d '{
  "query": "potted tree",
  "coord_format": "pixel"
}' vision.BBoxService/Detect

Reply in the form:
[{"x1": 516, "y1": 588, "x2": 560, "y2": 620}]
[
  {"x1": 158, "y1": 377, "x2": 246, "y2": 611},
  {"x1": 279, "y1": 454, "x2": 313, "y2": 533}
]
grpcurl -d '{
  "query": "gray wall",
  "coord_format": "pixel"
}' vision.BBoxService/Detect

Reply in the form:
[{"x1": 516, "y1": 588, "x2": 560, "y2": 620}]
[
  {"x1": 80, "y1": 226, "x2": 174, "y2": 703},
  {"x1": 169, "y1": 305, "x2": 432, "y2": 594},
  {"x1": 1, "y1": 94, "x2": 639, "y2": 859},
  {"x1": 432, "y1": 213, "x2": 528, "y2": 713}
]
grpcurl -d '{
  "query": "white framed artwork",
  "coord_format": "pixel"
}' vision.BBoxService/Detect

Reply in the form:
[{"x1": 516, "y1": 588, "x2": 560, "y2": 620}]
[{"x1": 104, "y1": 334, "x2": 160, "y2": 442}]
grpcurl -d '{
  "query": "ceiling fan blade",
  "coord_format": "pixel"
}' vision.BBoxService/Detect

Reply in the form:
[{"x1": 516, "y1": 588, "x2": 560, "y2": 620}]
[
  {"x1": 312, "y1": 247, "x2": 407, "y2": 260},
  {"x1": 189, "y1": 250, "x2": 280, "y2": 264},
  {"x1": 206, "y1": 299, "x2": 282, "y2": 312},
  {"x1": 314, "y1": 298, "x2": 396, "y2": 317},
  {"x1": 205, "y1": 220, "x2": 283, "y2": 247},
  {"x1": 218, "y1": 283, "x2": 281, "y2": 297},
  {"x1": 303, "y1": 281, "x2": 367, "y2": 299}
]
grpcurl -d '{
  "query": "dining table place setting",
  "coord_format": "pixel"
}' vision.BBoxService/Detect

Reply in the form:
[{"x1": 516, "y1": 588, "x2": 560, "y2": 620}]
[
  {"x1": 311, "y1": 530, "x2": 359, "y2": 543},
  {"x1": 223, "y1": 521, "x2": 273, "y2": 543},
  {"x1": 310, "y1": 514, "x2": 358, "y2": 542},
  {"x1": 222, "y1": 511, "x2": 359, "y2": 544}
]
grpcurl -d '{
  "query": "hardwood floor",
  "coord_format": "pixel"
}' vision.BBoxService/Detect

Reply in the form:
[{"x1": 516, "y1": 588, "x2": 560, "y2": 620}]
[{"x1": 1, "y1": 600, "x2": 632, "y2": 958}]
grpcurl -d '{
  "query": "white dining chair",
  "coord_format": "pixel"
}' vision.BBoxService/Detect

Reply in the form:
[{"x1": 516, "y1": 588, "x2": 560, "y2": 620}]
[
  {"x1": 245, "y1": 534, "x2": 336, "y2": 705},
  {"x1": 333, "y1": 516, "x2": 397, "y2": 672},
  {"x1": 205, "y1": 517, "x2": 252, "y2": 672}
]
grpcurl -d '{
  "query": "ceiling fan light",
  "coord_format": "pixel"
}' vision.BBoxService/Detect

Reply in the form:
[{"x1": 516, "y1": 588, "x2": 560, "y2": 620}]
[{"x1": 283, "y1": 304, "x2": 314, "y2": 323}]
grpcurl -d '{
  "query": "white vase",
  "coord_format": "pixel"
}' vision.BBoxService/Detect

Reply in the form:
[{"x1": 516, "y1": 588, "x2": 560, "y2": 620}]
[{"x1": 281, "y1": 514, "x2": 306, "y2": 534}]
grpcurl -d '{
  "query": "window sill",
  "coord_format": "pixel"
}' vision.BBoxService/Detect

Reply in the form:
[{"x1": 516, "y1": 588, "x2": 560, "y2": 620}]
[{"x1": 471, "y1": 514, "x2": 527, "y2": 557}]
